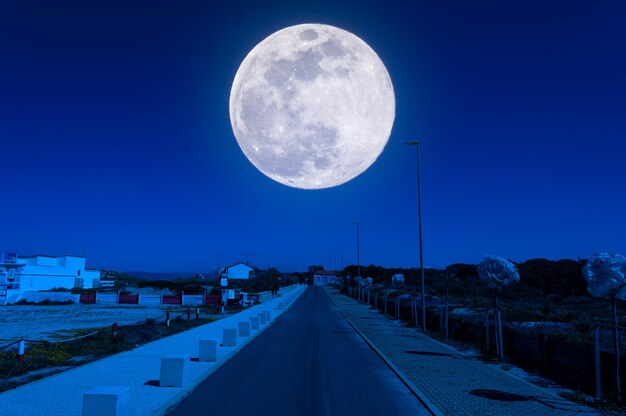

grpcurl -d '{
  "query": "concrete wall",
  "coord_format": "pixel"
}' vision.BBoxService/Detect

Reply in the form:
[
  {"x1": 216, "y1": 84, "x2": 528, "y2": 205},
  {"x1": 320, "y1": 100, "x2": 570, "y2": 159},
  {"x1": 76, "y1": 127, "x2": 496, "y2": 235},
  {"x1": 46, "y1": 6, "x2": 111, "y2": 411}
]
[
  {"x1": 19, "y1": 274, "x2": 75, "y2": 291},
  {"x1": 20, "y1": 291, "x2": 80, "y2": 303},
  {"x1": 82, "y1": 270, "x2": 100, "y2": 289},
  {"x1": 96, "y1": 293, "x2": 117, "y2": 304},
  {"x1": 182, "y1": 295, "x2": 203, "y2": 305},
  {"x1": 139, "y1": 295, "x2": 161, "y2": 306}
]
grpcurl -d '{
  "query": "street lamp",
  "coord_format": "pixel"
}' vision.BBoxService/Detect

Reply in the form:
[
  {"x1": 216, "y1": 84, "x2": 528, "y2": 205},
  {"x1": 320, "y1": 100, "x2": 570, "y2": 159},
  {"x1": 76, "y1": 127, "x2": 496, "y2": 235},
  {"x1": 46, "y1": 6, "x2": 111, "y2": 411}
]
[
  {"x1": 340, "y1": 243, "x2": 344, "y2": 270},
  {"x1": 353, "y1": 221, "x2": 360, "y2": 300},
  {"x1": 405, "y1": 141, "x2": 426, "y2": 331}
]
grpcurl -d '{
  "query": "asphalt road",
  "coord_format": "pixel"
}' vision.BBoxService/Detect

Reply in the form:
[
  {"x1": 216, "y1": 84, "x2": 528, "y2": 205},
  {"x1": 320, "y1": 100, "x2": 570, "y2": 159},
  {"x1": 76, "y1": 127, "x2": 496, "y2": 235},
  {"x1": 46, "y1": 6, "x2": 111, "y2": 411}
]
[{"x1": 167, "y1": 286, "x2": 430, "y2": 416}]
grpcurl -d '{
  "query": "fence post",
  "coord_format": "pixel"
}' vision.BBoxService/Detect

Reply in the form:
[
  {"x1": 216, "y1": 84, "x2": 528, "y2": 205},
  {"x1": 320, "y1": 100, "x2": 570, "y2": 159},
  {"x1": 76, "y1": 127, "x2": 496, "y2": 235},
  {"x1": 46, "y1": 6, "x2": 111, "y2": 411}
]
[
  {"x1": 95, "y1": 290, "x2": 98, "y2": 304},
  {"x1": 612, "y1": 299, "x2": 621, "y2": 402},
  {"x1": 497, "y1": 309, "x2": 504, "y2": 360},
  {"x1": 396, "y1": 294, "x2": 400, "y2": 319},
  {"x1": 166, "y1": 311, "x2": 170, "y2": 327},
  {"x1": 594, "y1": 326, "x2": 602, "y2": 399},
  {"x1": 17, "y1": 339, "x2": 24, "y2": 361},
  {"x1": 485, "y1": 309, "x2": 490, "y2": 353},
  {"x1": 540, "y1": 333, "x2": 549, "y2": 373},
  {"x1": 443, "y1": 302, "x2": 448, "y2": 341},
  {"x1": 116, "y1": 289, "x2": 120, "y2": 304}
]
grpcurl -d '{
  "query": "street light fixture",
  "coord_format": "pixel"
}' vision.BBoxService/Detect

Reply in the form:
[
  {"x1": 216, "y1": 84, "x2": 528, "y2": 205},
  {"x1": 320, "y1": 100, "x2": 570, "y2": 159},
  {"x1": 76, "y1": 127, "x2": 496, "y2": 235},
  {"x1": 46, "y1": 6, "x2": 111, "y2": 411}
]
[{"x1": 405, "y1": 141, "x2": 426, "y2": 331}]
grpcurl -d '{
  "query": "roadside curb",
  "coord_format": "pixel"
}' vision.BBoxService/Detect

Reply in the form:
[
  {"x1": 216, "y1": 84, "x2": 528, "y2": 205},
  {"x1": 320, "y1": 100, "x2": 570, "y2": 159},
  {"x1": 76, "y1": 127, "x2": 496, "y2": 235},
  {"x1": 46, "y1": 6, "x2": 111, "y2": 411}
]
[
  {"x1": 326, "y1": 289, "x2": 442, "y2": 416},
  {"x1": 154, "y1": 286, "x2": 307, "y2": 415}
]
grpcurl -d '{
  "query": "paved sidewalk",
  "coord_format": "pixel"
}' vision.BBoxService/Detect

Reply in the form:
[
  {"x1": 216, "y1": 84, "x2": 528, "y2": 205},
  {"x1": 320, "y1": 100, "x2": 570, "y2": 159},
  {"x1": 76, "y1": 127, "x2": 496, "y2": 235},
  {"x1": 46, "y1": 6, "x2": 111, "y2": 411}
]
[
  {"x1": 326, "y1": 287, "x2": 598, "y2": 416},
  {"x1": 0, "y1": 285, "x2": 307, "y2": 416}
]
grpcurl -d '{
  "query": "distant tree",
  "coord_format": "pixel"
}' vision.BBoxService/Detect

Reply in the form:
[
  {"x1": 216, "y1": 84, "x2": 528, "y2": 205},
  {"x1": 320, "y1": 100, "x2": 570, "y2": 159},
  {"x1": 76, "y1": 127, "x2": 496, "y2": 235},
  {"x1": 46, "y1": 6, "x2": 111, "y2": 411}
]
[
  {"x1": 250, "y1": 267, "x2": 281, "y2": 292},
  {"x1": 517, "y1": 258, "x2": 586, "y2": 297}
]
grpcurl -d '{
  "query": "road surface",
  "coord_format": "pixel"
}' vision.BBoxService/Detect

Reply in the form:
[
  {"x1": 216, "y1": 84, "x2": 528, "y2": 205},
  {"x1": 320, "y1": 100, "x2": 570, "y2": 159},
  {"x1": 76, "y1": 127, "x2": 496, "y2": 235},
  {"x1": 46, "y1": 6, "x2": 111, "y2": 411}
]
[{"x1": 167, "y1": 286, "x2": 430, "y2": 416}]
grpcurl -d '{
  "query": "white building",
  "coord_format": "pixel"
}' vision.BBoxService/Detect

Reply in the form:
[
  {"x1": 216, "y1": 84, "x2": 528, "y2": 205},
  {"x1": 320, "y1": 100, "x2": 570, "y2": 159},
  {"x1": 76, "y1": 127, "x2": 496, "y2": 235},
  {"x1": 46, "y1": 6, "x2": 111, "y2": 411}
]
[
  {"x1": 309, "y1": 266, "x2": 340, "y2": 286},
  {"x1": 0, "y1": 252, "x2": 101, "y2": 304},
  {"x1": 219, "y1": 262, "x2": 255, "y2": 280}
]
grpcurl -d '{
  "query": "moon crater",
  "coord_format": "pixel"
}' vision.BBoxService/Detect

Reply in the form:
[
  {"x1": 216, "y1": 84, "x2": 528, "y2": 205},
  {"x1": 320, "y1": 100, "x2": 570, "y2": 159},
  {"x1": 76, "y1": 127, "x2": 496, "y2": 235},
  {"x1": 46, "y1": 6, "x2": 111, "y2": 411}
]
[{"x1": 230, "y1": 24, "x2": 395, "y2": 189}]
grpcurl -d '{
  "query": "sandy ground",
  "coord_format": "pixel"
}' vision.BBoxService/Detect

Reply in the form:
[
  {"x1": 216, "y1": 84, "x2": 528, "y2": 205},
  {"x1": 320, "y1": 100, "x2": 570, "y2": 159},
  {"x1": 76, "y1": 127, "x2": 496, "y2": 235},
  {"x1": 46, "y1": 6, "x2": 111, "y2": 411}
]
[{"x1": 0, "y1": 304, "x2": 176, "y2": 343}]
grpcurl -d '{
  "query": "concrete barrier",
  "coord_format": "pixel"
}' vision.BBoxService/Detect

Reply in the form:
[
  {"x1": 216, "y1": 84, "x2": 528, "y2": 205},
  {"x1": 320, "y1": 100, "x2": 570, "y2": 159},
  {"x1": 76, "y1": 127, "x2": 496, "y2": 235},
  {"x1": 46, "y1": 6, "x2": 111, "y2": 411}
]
[
  {"x1": 265, "y1": 311, "x2": 272, "y2": 321},
  {"x1": 222, "y1": 328, "x2": 237, "y2": 346},
  {"x1": 95, "y1": 293, "x2": 117, "y2": 305},
  {"x1": 138, "y1": 294, "x2": 161, "y2": 306},
  {"x1": 182, "y1": 294, "x2": 204, "y2": 305},
  {"x1": 258, "y1": 312, "x2": 267, "y2": 325},
  {"x1": 238, "y1": 321, "x2": 250, "y2": 337},
  {"x1": 198, "y1": 339, "x2": 217, "y2": 362},
  {"x1": 160, "y1": 355, "x2": 189, "y2": 387},
  {"x1": 277, "y1": 301, "x2": 285, "y2": 310},
  {"x1": 82, "y1": 386, "x2": 130, "y2": 416},
  {"x1": 250, "y1": 316, "x2": 259, "y2": 330}
]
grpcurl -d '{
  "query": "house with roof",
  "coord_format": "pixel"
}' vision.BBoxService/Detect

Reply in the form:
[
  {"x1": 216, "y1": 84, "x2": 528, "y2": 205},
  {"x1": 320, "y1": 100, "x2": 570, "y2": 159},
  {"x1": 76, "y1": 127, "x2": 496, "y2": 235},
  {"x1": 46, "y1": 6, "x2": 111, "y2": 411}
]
[
  {"x1": 308, "y1": 265, "x2": 340, "y2": 286},
  {"x1": 218, "y1": 262, "x2": 255, "y2": 280},
  {"x1": 0, "y1": 252, "x2": 101, "y2": 304}
]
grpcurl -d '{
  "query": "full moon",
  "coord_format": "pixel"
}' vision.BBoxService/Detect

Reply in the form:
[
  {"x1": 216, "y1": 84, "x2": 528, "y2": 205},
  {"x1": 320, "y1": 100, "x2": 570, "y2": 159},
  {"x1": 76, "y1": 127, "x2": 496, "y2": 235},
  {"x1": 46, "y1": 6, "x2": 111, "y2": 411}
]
[{"x1": 229, "y1": 24, "x2": 395, "y2": 189}]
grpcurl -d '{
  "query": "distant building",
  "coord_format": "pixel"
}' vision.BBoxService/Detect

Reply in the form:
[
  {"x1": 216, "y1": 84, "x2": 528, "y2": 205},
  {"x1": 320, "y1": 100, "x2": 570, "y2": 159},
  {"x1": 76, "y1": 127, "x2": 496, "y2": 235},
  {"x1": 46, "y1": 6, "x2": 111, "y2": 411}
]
[
  {"x1": 308, "y1": 265, "x2": 339, "y2": 286},
  {"x1": 0, "y1": 252, "x2": 101, "y2": 304},
  {"x1": 218, "y1": 262, "x2": 255, "y2": 280}
]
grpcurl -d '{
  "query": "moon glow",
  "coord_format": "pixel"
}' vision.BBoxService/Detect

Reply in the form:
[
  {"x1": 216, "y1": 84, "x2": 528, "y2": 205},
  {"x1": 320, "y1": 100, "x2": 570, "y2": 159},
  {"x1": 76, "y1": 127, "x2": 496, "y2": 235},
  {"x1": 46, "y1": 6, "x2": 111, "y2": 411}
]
[{"x1": 229, "y1": 24, "x2": 395, "y2": 189}]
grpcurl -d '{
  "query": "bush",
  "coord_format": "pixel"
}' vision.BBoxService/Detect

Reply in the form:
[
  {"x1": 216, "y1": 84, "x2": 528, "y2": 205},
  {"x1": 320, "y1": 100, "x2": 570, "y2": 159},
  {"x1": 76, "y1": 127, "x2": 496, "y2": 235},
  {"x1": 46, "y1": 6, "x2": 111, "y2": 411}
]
[{"x1": 0, "y1": 351, "x2": 27, "y2": 378}]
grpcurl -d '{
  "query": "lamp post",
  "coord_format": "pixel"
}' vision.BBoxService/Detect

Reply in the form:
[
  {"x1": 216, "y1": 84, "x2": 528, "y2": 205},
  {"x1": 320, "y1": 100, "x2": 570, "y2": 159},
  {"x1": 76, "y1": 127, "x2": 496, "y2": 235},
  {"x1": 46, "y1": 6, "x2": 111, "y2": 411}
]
[
  {"x1": 340, "y1": 243, "x2": 344, "y2": 270},
  {"x1": 353, "y1": 221, "x2": 360, "y2": 300},
  {"x1": 405, "y1": 141, "x2": 426, "y2": 331}
]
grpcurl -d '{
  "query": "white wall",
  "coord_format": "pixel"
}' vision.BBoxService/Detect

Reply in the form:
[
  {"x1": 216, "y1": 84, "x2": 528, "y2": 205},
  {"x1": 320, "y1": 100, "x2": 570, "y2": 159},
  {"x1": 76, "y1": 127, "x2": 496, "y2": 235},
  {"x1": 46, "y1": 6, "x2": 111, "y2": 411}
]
[
  {"x1": 19, "y1": 274, "x2": 75, "y2": 291},
  {"x1": 12, "y1": 256, "x2": 101, "y2": 292},
  {"x1": 82, "y1": 270, "x2": 100, "y2": 289},
  {"x1": 227, "y1": 264, "x2": 253, "y2": 279},
  {"x1": 96, "y1": 293, "x2": 117, "y2": 304}
]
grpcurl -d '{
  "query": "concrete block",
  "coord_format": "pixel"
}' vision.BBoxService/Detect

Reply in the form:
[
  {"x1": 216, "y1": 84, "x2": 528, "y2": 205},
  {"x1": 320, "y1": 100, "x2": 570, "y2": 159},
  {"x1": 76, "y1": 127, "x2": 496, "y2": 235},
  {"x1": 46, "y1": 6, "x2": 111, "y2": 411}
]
[
  {"x1": 250, "y1": 316, "x2": 260, "y2": 330},
  {"x1": 198, "y1": 339, "x2": 217, "y2": 362},
  {"x1": 160, "y1": 354, "x2": 189, "y2": 387},
  {"x1": 82, "y1": 386, "x2": 130, "y2": 416},
  {"x1": 238, "y1": 321, "x2": 250, "y2": 337},
  {"x1": 222, "y1": 328, "x2": 237, "y2": 346},
  {"x1": 258, "y1": 312, "x2": 267, "y2": 325}
]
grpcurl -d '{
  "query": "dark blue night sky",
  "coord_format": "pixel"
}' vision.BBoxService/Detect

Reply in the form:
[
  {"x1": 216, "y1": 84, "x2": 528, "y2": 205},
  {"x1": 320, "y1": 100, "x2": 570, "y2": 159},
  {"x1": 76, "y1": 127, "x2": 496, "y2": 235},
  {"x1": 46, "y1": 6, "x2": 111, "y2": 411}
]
[{"x1": 1, "y1": 1, "x2": 625, "y2": 272}]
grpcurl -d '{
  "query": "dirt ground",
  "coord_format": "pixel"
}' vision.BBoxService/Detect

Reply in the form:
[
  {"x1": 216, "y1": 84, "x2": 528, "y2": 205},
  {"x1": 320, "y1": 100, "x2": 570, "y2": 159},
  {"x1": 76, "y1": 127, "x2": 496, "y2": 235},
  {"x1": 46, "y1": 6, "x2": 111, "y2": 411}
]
[{"x1": 0, "y1": 304, "x2": 185, "y2": 343}]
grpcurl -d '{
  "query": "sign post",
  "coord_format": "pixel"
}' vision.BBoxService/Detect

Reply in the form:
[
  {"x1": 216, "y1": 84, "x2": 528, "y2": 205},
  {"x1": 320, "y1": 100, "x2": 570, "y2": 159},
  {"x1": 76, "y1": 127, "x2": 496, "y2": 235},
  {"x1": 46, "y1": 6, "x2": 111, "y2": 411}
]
[{"x1": 220, "y1": 277, "x2": 228, "y2": 313}]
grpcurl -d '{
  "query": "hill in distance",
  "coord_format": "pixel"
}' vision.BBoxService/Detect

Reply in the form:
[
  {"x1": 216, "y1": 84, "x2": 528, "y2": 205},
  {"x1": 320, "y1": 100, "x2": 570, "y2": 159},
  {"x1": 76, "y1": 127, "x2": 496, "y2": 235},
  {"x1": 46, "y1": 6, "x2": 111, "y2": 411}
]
[{"x1": 123, "y1": 270, "x2": 218, "y2": 281}]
